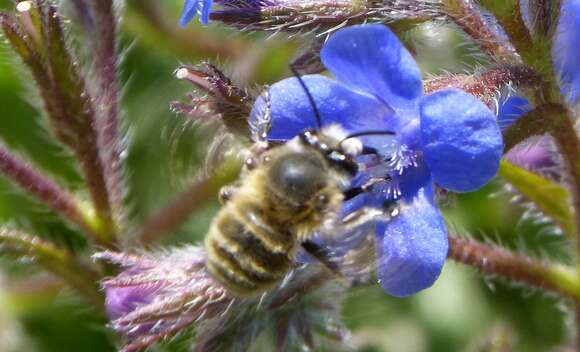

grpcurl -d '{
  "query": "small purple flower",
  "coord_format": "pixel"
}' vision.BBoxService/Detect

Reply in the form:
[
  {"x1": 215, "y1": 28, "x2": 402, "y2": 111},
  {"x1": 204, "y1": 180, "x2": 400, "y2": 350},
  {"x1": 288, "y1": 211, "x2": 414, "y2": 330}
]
[
  {"x1": 94, "y1": 248, "x2": 236, "y2": 350},
  {"x1": 250, "y1": 24, "x2": 503, "y2": 297},
  {"x1": 505, "y1": 137, "x2": 558, "y2": 177},
  {"x1": 554, "y1": 0, "x2": 580, "y2": 104},
  {"x1": 96, "y1": 249, "x2": 348, "y2": 351}
]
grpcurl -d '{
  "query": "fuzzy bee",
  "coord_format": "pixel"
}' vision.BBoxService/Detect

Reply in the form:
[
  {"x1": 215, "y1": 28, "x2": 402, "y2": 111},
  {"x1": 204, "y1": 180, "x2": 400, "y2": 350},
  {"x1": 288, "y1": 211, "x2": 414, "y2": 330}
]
[{"x1": 205, "y1": 70, "x2": 394, "y2": 297}]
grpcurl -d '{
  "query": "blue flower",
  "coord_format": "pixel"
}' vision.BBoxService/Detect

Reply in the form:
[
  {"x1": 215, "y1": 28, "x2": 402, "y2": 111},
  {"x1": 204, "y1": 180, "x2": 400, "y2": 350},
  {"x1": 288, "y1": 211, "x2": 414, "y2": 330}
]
[
  {"x1": 554, "y1": 0, "x2": 580, "y2": 105},
  {"x1": 179, "y1": 0, "x2": 213, "y2": 26},
  {"x1": 250, "y1": 24, "x2": 503, "y2": 297}
]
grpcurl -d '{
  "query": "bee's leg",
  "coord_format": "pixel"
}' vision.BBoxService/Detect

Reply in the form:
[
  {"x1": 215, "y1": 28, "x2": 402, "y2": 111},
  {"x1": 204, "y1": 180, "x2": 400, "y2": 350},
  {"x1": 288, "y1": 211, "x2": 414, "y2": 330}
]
[
  {"x1": 301, "y1": 207, "x2": 385, "y2": 283},
  {"x1": 301, "y1": 240, "x2": 345, "y2": 282},
  {"x1": 218, "y1": 183, "x2": 240, "y2": 205}
]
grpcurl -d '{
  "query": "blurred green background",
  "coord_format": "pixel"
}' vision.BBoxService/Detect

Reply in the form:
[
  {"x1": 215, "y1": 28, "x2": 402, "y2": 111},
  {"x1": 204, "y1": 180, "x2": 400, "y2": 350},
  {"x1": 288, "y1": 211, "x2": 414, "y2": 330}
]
[{"x1": 0, "y1": 1, "x2": 572, "y2": 351}]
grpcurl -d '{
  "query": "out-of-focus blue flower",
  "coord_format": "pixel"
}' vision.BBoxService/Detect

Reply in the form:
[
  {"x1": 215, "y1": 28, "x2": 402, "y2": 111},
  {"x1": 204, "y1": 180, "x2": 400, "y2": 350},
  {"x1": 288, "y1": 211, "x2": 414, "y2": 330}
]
[
  {"x1": 497, "y1": 95, "x2": 532, "y2": 131},
  {"x1": 179, "y1": 0, "x2": 213, "y2": 26},
  {"x1": 179, "y1": 0, "x2": 268, "y2": 26},
  {"x1": 554, "y1": 0, "x2": 580, "y2": 104},
  {"x1": 250, "y1": 24, "x2": 503, "y2": 297}
]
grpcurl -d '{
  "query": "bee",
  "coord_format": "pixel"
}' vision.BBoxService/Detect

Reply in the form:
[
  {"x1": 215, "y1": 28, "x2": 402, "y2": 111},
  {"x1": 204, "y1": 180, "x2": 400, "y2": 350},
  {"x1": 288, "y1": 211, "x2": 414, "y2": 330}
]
[{"x1": 205, "y1": 68, "x2": 394, "y2": 297}]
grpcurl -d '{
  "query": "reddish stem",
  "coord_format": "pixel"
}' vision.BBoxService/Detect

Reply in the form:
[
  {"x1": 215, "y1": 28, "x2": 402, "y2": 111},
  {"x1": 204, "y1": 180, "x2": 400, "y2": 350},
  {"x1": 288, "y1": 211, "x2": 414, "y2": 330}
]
[
  {"x1": 448, "y1": 235, "x2": 579, "y2": 299},
  {"x1": 442, "y1": 0, "x2": 520, "y2": 63},
  {"x1": 0, "y1": 146, "x2": 98, "y2": 242}
]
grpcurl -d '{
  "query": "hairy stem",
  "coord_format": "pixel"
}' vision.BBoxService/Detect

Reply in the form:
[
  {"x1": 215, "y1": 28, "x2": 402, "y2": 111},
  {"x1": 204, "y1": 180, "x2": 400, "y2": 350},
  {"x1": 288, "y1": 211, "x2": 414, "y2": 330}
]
[
  {"x1": 448, "y1": 235, "x2": 580, "y2": 300},
  {"x1": 89, "y1": 0, "x2": 125, "y2": 233},
  {"x1": 527, "y1": 0, "x2": 561, "y2": 39},
  {"x1": 478, "y1": 0, "x2": 553, "y2": 78},
  {"x1": 423, "y1": 65, "x2": 542, "y2": 103},
  {"x1": 0, "y1": 146, "x2": 101, "y2": 243},
  {"x1": 441, "y1": 0, "x2": 520, "y2": 63},
  {"x1": 1, "y1": 5, "x2": 116, "y2": 244},
  {"x1": 502, "y1": 103, "x2": 560, "y2": 152},
  {"x1": 549, "y1": 107, "x2": 580, "y2": 345},
  {"x1": 550, "y1": 107, "x2": 580, "y2": 247}
]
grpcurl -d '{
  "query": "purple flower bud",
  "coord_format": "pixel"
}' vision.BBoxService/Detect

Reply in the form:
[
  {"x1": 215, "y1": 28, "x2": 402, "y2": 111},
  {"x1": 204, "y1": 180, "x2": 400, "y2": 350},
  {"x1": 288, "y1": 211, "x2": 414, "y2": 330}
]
[
  {"x1": 171, "y1": 64, "x2": 251, "y2": 137},
  {"x1": 94, "y1": 248, "x2": 236, "y2": 351}
]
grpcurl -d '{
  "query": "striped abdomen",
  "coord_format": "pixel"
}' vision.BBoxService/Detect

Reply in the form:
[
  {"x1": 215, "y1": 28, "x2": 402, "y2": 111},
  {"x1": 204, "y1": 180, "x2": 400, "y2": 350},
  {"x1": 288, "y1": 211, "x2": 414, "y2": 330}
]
[{"x1": 205, "y1": 201, "x2": 295, "y2": 297}]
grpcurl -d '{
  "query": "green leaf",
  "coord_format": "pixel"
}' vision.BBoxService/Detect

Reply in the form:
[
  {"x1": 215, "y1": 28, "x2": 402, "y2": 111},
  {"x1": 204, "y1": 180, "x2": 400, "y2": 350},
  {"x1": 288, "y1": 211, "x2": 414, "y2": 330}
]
[
  {"x1": 0, "y1": 229, "x2": 104, "y2": 308},
  {"x1": 498, "y1": 160, "x2": 575, "y2": 238}
]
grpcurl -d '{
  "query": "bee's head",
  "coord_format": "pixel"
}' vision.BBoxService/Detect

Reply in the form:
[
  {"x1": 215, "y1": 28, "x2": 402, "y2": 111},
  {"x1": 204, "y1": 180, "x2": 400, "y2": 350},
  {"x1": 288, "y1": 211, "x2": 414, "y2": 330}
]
[
  {"x1": 281, "y1": 65, "x2": 395, "y2": 184},
  {"x1": 298, "y1": 127, "x2": 360, "y2": 177}
]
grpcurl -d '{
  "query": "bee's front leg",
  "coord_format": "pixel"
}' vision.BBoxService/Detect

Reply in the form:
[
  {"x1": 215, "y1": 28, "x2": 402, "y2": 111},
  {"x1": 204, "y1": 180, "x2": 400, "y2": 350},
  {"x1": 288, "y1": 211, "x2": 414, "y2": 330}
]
[{"x1": 218, "y1": 183, "x2": 240, "y2": 205}]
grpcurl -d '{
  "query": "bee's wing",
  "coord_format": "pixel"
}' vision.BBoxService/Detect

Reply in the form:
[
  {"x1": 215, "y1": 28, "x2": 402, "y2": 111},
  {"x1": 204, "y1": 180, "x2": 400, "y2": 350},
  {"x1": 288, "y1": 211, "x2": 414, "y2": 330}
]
[{"x1": 302, "y1": 208, "x2": 392, "y2": 286}]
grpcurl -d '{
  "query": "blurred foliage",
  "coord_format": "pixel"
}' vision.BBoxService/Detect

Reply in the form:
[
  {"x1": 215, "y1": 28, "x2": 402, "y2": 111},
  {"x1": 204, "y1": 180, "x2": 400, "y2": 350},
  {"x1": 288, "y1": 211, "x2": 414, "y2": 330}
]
[{"x1": 0, "y1": 0, "x2": 572, "y2": 351}]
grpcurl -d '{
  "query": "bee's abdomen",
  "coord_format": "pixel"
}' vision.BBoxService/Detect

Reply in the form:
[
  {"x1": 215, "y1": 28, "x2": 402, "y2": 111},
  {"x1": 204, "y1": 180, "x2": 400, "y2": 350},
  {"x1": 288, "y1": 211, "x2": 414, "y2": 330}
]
[{"x1": 205, "y1": 204, "x2": 293, "y2": 297}]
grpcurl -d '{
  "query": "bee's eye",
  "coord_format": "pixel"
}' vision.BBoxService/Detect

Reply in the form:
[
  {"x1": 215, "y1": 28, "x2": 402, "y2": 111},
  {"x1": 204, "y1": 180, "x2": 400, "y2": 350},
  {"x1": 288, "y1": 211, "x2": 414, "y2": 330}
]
[{"x1": 268, "y1": 153, "x2": 326, "y2": 204}]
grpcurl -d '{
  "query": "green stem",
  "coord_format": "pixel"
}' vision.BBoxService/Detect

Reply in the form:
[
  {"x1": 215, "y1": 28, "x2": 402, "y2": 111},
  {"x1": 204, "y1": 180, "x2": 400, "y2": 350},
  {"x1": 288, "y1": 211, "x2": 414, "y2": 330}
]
[
  {"x1": 549, "y1": 107, "x2": 580, "y2": 348},
  {"x1": 550, "y1": 107, "x2": 580, "y2": 242},
  {"x1": 502, "y1": 103, "x2": 560, "y2": 152}
]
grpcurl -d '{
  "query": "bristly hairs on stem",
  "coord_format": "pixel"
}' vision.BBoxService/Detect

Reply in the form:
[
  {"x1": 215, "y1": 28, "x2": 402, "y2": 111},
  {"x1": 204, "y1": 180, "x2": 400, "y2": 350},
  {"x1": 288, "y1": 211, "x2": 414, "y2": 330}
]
[
  {"x1": 440, "y1": 0, "x2": 521, "y2": 64},
  {"x1": 448, "y1": 235, "x2": 580, "y2": 300},
  {"x1": 85, "y1": 0, "x2": 127, "y2": 235},
  {"x1": 424, "y1": 64, "x2": 543, "y2": 106},
  {"x1": 0, "y1": 2, "x2": 117, "y2": 244}
]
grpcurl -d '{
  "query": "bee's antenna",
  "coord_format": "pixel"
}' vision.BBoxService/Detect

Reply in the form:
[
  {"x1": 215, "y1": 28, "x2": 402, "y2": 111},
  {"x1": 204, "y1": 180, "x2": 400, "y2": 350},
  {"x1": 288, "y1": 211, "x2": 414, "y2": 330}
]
[
  {"x1": 343, "y1": 130, "x2": 396, "y2": 139},
  {"x1": 289, "y1": 64, "x2": 322, "y2": 130}
]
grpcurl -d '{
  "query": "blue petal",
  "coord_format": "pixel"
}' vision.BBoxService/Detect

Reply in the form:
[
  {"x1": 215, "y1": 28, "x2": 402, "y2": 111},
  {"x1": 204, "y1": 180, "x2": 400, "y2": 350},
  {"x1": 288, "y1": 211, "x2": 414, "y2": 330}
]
[
  {"x1": 420, "y1": 89, "x2": 503, "y2": 192},
  {"x1": 554, "y1": 0, "x2": 580, "y2": 105},
  {"x1": 249, "y1": 75, "x2": 394, "y2": 142},
  {"x1": 497, "y1": 95, "x2": 532, "y2": 131},
  {"x1": 320, "y1": 24, "x2": 422, "y2": 112},
  {"x1": 376, "y1": 185, "x2": 448, "y2": 297},
  {"x1": 179, "y1": 0, "x2": 213, "y2": 26}
]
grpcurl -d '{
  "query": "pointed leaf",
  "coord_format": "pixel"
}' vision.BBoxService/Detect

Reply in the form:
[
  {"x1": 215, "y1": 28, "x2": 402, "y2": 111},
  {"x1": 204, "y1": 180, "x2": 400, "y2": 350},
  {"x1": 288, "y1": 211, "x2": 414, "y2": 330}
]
[
  {"x1": 0, "y1": 229, "x2": 104, "y2": 307},
  {"x1": 498, "y1": 160, "x2": 575, "y2": 237}
]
